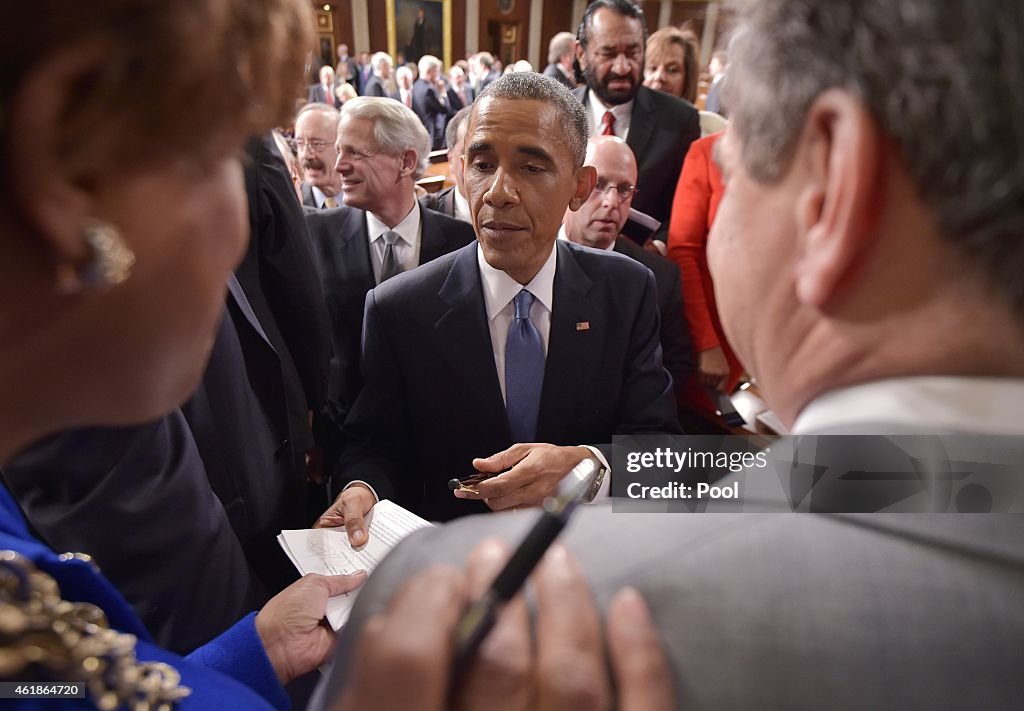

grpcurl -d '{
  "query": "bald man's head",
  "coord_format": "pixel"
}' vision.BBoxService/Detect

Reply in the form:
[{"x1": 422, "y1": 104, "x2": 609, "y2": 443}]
[{"x1": 563, "y1": 136, "x2": 638, "y2": 250}]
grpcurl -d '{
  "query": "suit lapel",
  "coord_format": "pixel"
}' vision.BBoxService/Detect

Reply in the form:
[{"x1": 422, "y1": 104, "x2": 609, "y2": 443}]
[
  {"x1": 536, "y1": 242, "x2": 603, "y2": 443},
  {"x1": 434, "y1": 245, "x2": 510, "y2": 441},
  {"x1": 420, "y1": 206, "x2": 467, "y2": 263},
  {"x1": 336, "y1": 208, "x2": 375, "y2": 291},
  {"x1": 226, "y1": 274, "x2": 275, "y2": 354},
  {"x1": 626, "y1": 87, "x2": 656, "y2": 167}
]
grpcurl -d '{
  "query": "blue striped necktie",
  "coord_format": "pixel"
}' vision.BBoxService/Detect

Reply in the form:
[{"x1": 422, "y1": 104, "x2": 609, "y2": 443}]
[{"x1": 505, "y1": 289, "x2": 545, "y2": 442}]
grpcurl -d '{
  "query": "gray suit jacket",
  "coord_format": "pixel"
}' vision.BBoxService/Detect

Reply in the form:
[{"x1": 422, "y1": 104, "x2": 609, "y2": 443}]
[{"x1": 315, "y1": 508, "x2": 1024, "y2": 710}]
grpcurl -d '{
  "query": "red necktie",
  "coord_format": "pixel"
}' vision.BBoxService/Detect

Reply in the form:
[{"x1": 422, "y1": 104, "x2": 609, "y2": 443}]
[
  {"x1": 601, "y1": 111, "x2": 616, "y2": 136},
  {"x1": 404, "y1": 91, "x2": 412, "y2": 108}
]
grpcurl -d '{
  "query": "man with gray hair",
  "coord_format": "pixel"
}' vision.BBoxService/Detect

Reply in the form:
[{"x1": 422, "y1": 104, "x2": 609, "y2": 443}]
[
  {"x1": 317, "y1": 72, "x2": 679, "y2": 535},
  {"x1": 412, "y1": 54, "x2": 450, "y2": 150},
  {"x1": 293, "y1": 103, "x2": 341, "y2": 208},
  {"x1": 316, "y1": 1, "x2": 1024, "y2": 708},
  {"x1": 304, "y1": 97, "x2": 474, "y2": 462},
  {"x1": 418, "y1": 105, "x2": 471, "y2": 222},
  {"x1": 361, "y1": 51, "x2": 394, "y2": 98},
  {"x1": 543, "y1": 31, "x2": 577, "y2": 89}
]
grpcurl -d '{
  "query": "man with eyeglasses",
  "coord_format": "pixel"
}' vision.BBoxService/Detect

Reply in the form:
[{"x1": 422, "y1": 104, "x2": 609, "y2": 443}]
[
  {"x1": 573, "y1": 0, "x2": 699, "y2": 246},
  {"x1": 561, "y1": 135, "x2": 694, "y2": 399},
  {"x1": 294, "y1": 103, "x2": 342, "y2": 209}
]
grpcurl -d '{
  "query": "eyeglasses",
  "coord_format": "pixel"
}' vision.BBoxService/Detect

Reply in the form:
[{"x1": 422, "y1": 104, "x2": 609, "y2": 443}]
[
  {"x1": 592, "y1": 178, "x2": 637, "y2": 200},
  {"x1": 293, "y1": 139, "x2": 333, "y2": 153}
]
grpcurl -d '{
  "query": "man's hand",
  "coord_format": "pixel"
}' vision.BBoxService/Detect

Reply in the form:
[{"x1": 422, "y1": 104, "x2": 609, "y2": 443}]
[
  {"x1": 256, "y1": 571, "x2": 367, "y2": 684},
  {"x1": 698, "y1": 345, "x2": 730, "y2": 391},
  {"x1": 331, "y1": 541, "x2": 676, "y2": 710},
  {"x1": 314, "y1": 484, "x2": 376, "y2": 546},
  {"x1": 454, "y1": 444, "x2": 594, "y2": 511}
]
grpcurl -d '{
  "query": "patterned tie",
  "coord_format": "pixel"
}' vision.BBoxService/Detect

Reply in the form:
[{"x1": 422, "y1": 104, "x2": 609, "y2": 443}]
[
  {"x1": 324, "y1": 196, "x2": 338, "y2": 209},
  {"x1": 601, "y1": 110, "x2": 616, "y2": 136},
  {"x1": 505, "y1": 289, "x2": 545, "y2": 443},
  {"x1": 379, "y1": 230, "x2": 402, "y2": 283}
]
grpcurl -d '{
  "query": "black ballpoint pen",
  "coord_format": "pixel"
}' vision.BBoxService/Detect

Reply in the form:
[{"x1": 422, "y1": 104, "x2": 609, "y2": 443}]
[{"x1": 447, "y1": 458, "x2": 599, "y2": 696}]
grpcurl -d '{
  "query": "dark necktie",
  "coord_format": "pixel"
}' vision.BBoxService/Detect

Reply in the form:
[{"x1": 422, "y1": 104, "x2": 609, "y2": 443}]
[
  {"x1": 379, "y1": 230, "x2": 402, "y2": 283},
  {"x1": 505, "y1": 289, "x2": 545, "y2": 443}
]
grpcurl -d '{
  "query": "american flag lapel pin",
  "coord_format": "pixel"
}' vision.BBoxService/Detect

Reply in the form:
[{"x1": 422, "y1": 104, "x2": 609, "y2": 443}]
[{"x1": 576, "y1": 321, "x2": 590, "y2": 331}]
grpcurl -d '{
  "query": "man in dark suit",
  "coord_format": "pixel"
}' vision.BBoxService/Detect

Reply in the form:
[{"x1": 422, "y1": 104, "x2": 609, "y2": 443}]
[
  {"x1": 308, "y1": 64, "x2": 340, "y2": 108},
  {"x1": 314, "y1": 2, "x2": 1024, "y2": 707},
  {"x1": 573, "y1": 0, "x2": 699, "y2": 242},
  {"x1": 445, "y1": 65, "x2": 474, "y2": 111},
  {"x1": 543, "y1": 31, "x2": 578, "y2": 89},
  {"x1": 305, "y1": 97, "x2": 475, "y2": 456},
  {"x1": 335, "y1": 43, "x2": 359, "y2": 92},
  {"x1": 317, "y1": 72, "x2": 680, "y2": 540},
  {"x1": 418, "y1": 106, "x2": 471, "y2": 222},
  {"x1": 412, "y1": 55, "x2": 449, "y2": 150},
  {"x1": 294, "y1": 104, "x2": 342, "y2": 209},
  {"x1": 561, "y1": 135, "x2": 694, "y2": 397},
  {"x1": 361, "y1": 52, "x2": 394, "y2": 98},
  {"x1": 471, "y1": 51, "x2": 499, "y2": 93}
]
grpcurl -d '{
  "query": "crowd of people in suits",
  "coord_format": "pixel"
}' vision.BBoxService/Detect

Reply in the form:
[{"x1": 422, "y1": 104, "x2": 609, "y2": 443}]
[{"x1": 1, "y1": 0, "x2": 1022, "y2": 709}]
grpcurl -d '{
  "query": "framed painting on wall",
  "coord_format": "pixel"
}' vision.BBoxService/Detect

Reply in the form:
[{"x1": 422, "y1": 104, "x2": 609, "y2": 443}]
[{"x1": 387, "y1": 0, "x2": 452, "y2": 68}]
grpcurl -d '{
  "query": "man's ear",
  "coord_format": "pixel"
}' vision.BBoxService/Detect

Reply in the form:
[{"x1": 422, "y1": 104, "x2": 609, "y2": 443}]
[
  {"x1": 568, "y1": 165, "x2": 597, "y2": 212},
  {"x1": 574, "y1": 40, "x2": 587, "y2": 70},
  {"x1": 400, "y1": 149, "x2": 419, "y2": 177},
  {"x1": 793, "y1": 89, "x2": 884, "y2": 308},
  {"x1": 7, "y1": 39, "x2": 112, "y2": 265}
]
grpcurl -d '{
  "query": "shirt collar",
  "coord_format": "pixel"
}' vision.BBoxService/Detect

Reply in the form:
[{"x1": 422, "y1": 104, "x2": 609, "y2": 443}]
[
  {"x1": 477, "y1": 241, "x2": 558, "y2": 321},
  {"x1": 587, "y1": 90, "x2": 634, "y2": 134},
  {"x1": 366, "y1": 201, "x2": 420, "y2": 246},
  {"x1": 311, "y1": 185, "x2": 327, "y2": 208},
  {"x1": 792, "y1": 376, "x2": 1024, "y2": 435},
  {"x1": 453, "y1": 189, "x2": 471, "y2": 223}
]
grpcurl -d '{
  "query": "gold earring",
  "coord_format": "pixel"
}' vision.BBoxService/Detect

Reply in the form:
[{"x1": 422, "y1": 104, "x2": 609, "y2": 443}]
[{"x1": 57, "y1": 220, "x2": 135, "y2": 293}]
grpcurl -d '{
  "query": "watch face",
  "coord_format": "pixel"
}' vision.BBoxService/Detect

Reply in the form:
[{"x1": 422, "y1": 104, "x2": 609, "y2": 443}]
[{"x1": 498, "y1": 0, "x2": 515, "y2": 15}]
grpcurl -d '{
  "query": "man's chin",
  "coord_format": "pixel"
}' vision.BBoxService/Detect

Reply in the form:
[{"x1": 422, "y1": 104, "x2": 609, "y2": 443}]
[{"x1": 593, "y1": 84, "x2": 635, "y2": 106}]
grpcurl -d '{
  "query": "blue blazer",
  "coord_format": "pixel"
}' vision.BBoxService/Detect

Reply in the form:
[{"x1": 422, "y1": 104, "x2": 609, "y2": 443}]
[{"x1": 335, "y1": 240, "x2": 682, "y2": 521}]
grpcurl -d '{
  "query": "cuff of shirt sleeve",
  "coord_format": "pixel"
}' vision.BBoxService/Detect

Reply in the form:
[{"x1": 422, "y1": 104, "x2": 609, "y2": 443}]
[
  {"x1": 580, "y1": 445, "x2": 611, "y2": 502},
  {"x1": 185, "y1": 612, "x2": 289, "y2": 711},
  {"x1": 344, "y1": 479, "x2": 380, "y2": 504}
]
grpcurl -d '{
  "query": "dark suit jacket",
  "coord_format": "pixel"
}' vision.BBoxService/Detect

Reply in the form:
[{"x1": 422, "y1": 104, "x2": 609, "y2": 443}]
[
  {"x1": 316, "y1": 510, "x2": 1024, "y2": 711},
  {"x1": 2, "y1": 409, "x2": 257, "y2": 655},
  {"x1": 543, "y1": 63, "x2": 576, "y2": 89},
  {"x1": 362, "y1": 75, "x2": 388, "y2": 98},
  {"x1": 574, "y1": 86, "x2": 700, "y2": 239},
  {"x1": 334, "y1": 240, "x2": 681, "y2": 521},
  {"x1": 308, "y1": 83, "x2": 340, "y2": 108},
  {"x1": 417, "y1": 185, "x2": 458, "y2": 219},
  {"x1": 3, "y1": 287, "x2": 299, "y2": 654},
  {"x1": 412, "y1": 78, "x2": 448, "y2": 150},
  {"x1": 240, "y1": 135, "x2": 331, "y2": 438},
  {"x1": 304, "y1": 204, "x2": 476, "y2": 434},
  {"x1": 446, "y1": 84, "x2": 474, "y2": 111},
  {"x1": 614, "y1": 237, "x2": 695, "y2": 394},
  {"x1": 301, "y1": 182, "x2": 318, "y2": 209}
]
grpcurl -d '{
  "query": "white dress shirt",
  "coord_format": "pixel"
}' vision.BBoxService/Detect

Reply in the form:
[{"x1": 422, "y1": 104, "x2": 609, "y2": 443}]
[
  {"x1": 311, "y1": 185, "x2": 330, "y2": 209},
  {"x1": 453, "y1": 188, "x2": 472, "y2": 224},
  {"x1": 792, "y1": 376, "x2": 1024, "y2": 435},
  {"x1": 366, "y1": 202, "x2": 422, "y2": 284},
  {"x1": 477, "y1": 243, "x2": 556, "y2": 401},
  {"x1": 587, "y1": 90, "x2": 634, "y2": 141},
  {"x1": 477, "y1": 242, "x2": 610, "y2": 499}
]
